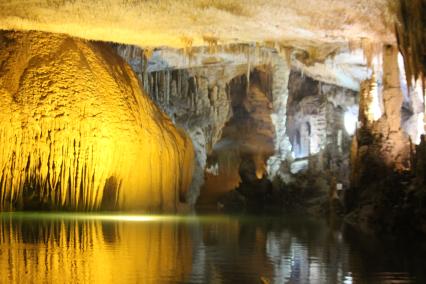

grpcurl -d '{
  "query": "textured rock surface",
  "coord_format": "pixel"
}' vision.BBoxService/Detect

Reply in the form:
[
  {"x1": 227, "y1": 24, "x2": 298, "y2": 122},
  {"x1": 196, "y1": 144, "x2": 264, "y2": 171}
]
[
  {"x1": 116, "y1": 43, "x2": 365, "y2": 206},
  {"x1": 0, "y1": 0, "x2": 395, "y2": 50},
  {"x1": 199, "y1": 68, "x2": 276, "y2": 204},
  {"x1": 0, "y1": 31, "x2": 194, "y2": 211},
  {"x1": 266, "y1": 50, "x2": 293, "y2": 181},
  {"x1": 205, "y1": 70, "x2": 358, "y2": 212},
  {"x1": 287, "y1": 71, "x2": 358, "y2": 160},
  {"x1": 0, "y1": 1, "x2": 388, "y2": 110},
  {"x1": 395, "y1": 0, "x2": 426, "y2": 87},
  {"x1": 343, "y1": 45, "x2": 421, "y2": 234},
  {"x1": 292, "y1": 49, "x2": 371, "y2": 91},
  {"x1": 116, "y1": 44, "x2": 292, "y2": 204},
  {"x1": 351, "y1": 45, "x2": 411, "y2": 186},
  {"x1": 0, "y1": 0, "x2": 425, "y2": 235},
  {"x1": 274, "y1": 71, "x2": 359, "y2": 214}
]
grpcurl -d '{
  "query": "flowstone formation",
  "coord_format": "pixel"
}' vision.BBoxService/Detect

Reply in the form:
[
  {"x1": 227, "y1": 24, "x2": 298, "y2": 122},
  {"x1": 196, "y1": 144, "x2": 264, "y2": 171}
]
[{"x1": 0, "y1": 31, "x2": 194, "y2": 212}]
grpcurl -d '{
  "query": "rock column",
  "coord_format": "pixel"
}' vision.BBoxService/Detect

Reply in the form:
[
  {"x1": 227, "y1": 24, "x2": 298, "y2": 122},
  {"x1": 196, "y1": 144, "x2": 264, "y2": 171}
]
[{"x1": 351, "y1": 45, "x2": 410, "y2": 186}]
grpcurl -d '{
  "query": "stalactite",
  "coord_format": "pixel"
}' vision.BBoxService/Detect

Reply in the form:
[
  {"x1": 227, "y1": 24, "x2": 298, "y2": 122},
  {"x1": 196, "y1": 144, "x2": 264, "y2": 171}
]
[
  {"x1": 193, "y1": 77, "x2": 198, "y2": 113},
  {"x1": 143, "y1": 52, "x2": 150, "y2": 95},
  {"x1": 0, "y1": 31, "x2": 194, "y2": 211},
  {"x1": 155, "y1": 72, "x2": 159, "y2": 102},
  {"x1": 266, "y1": 51, "x2": 292, "y2": 180},
  {"x1": 177, "y1": 69, "x2": 182, "y2": 99},
  {"x1": 395, "y1": 0, "x2": 426, "y2": 90},
  {"x1": 166, "y1": 70, "x2": 170, "y2": 105},
  {"x1": 246, "y1": 47, "x2": 251, "y2": 94},
  {"x1": 114, "y1": 42, "x2": 289, "y2": 204}
]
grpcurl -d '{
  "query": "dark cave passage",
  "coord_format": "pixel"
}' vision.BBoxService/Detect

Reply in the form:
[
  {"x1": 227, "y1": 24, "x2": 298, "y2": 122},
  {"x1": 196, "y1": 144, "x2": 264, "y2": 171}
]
[{"x1": 198, "y1": 66, "x2": 275, "y2": 206}]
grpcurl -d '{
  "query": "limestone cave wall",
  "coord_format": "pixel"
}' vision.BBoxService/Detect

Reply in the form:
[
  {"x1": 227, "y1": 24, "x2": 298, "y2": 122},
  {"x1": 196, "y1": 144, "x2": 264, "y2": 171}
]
[
  {"x1": 116, "y1": 44, "x2": 292, "y2": 205},
  {"x1": 286, "y1": 71, "x2": 358, "y2": 188},
  {"x1": 351, "y1": 45, "x2": 411, "y2": 187}
]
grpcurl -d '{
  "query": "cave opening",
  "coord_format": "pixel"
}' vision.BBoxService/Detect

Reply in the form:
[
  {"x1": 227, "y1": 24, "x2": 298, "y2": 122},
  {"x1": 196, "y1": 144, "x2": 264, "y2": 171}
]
[
  {"x1": 198, "y1": 66, "x2": 275, "y2": 208},
  {"x1": 286, "y1": 70, "x2": 357, "y2": 182}
]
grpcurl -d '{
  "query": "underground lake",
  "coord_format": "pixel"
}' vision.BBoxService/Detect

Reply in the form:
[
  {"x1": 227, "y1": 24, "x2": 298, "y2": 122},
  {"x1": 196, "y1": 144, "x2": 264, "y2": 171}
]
[
  {"x1": 0, "y1": 1, "x2": 425, "y2": 283},
  {"x1": 1, "y1": 212, "x2": 425, "y2": 283}
]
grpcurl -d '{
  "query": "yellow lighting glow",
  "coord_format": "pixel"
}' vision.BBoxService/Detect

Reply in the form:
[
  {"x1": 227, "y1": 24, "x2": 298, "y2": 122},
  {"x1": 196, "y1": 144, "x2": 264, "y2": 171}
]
[
  {"x1": 0, "y1": 212, "x2": 232, "y2": 224},
  {"x1": 0, "y1": 213, "x2": 194, "y2": 283},
  {"x1": 0, "y1": 31, "x2": 194, "y2": 211}
]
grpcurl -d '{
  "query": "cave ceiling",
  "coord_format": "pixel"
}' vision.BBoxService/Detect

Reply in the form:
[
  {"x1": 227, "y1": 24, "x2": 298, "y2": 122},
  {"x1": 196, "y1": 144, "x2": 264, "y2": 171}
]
[{"x1": 0, "y1": 0, "x2": 397, "y2": 89}]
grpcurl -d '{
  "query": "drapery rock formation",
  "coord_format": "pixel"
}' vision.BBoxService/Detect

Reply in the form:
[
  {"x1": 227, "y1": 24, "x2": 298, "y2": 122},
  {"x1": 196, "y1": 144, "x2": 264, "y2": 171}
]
[{"x1": 0, "y1": 31, "x2": 194, "y2": 211}]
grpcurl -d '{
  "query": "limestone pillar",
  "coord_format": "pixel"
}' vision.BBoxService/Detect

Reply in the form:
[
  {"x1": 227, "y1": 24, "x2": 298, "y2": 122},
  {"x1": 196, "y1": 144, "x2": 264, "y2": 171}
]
[{"x1": 351, "y1": 45, "x2": 410, "y2": 186}]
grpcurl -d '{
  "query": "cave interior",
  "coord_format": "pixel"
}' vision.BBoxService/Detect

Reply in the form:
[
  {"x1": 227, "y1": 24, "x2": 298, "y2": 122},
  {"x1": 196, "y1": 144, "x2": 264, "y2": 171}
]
[{"x1": 0, "y1": 0, "x2": 425, "y2": 234}]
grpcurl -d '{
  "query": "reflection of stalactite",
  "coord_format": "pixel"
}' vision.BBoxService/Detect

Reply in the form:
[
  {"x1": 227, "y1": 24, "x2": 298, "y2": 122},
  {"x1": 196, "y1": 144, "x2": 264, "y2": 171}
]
[
  {"x1": 0, "y1": 31, "x2": 194, "y2": 211},
  {"x1": 0, "y1": 216, "x2": 193, "y2": 283}
]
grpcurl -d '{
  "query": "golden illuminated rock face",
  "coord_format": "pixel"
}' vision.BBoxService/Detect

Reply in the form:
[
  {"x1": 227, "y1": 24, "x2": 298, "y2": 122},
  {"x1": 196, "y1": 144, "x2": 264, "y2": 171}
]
[{"x1": 0, "y1": 31, "x2": 194, "y2": 211}]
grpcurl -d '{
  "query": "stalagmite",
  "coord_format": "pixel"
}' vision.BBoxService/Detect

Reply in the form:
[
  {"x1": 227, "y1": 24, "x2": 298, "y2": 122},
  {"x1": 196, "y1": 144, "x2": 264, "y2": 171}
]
[
  {"x1": 0, "y1": 31, "x2": 194, "y2": 211},
  {"x1": 266, "y1": 50, "x2": 292, "y2": 181},
  {"x1": 351, "y1": 45, "x2": 410, "y2": 186}
]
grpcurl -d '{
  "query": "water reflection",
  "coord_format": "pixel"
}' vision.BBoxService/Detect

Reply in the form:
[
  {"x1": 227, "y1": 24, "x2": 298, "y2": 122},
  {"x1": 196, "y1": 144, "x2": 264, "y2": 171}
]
[
  {"x1": 0, "y1": 213, "x2": 424, "y2": 283},
  {"x1": 0, "y1": 214, "x2": 193, "y2": 283}
]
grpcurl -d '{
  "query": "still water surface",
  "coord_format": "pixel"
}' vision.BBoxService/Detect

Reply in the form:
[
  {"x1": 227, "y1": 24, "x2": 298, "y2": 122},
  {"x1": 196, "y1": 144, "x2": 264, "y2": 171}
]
[{"x1": 0, "y1": 212, "x2": 424, "y2": 283}]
